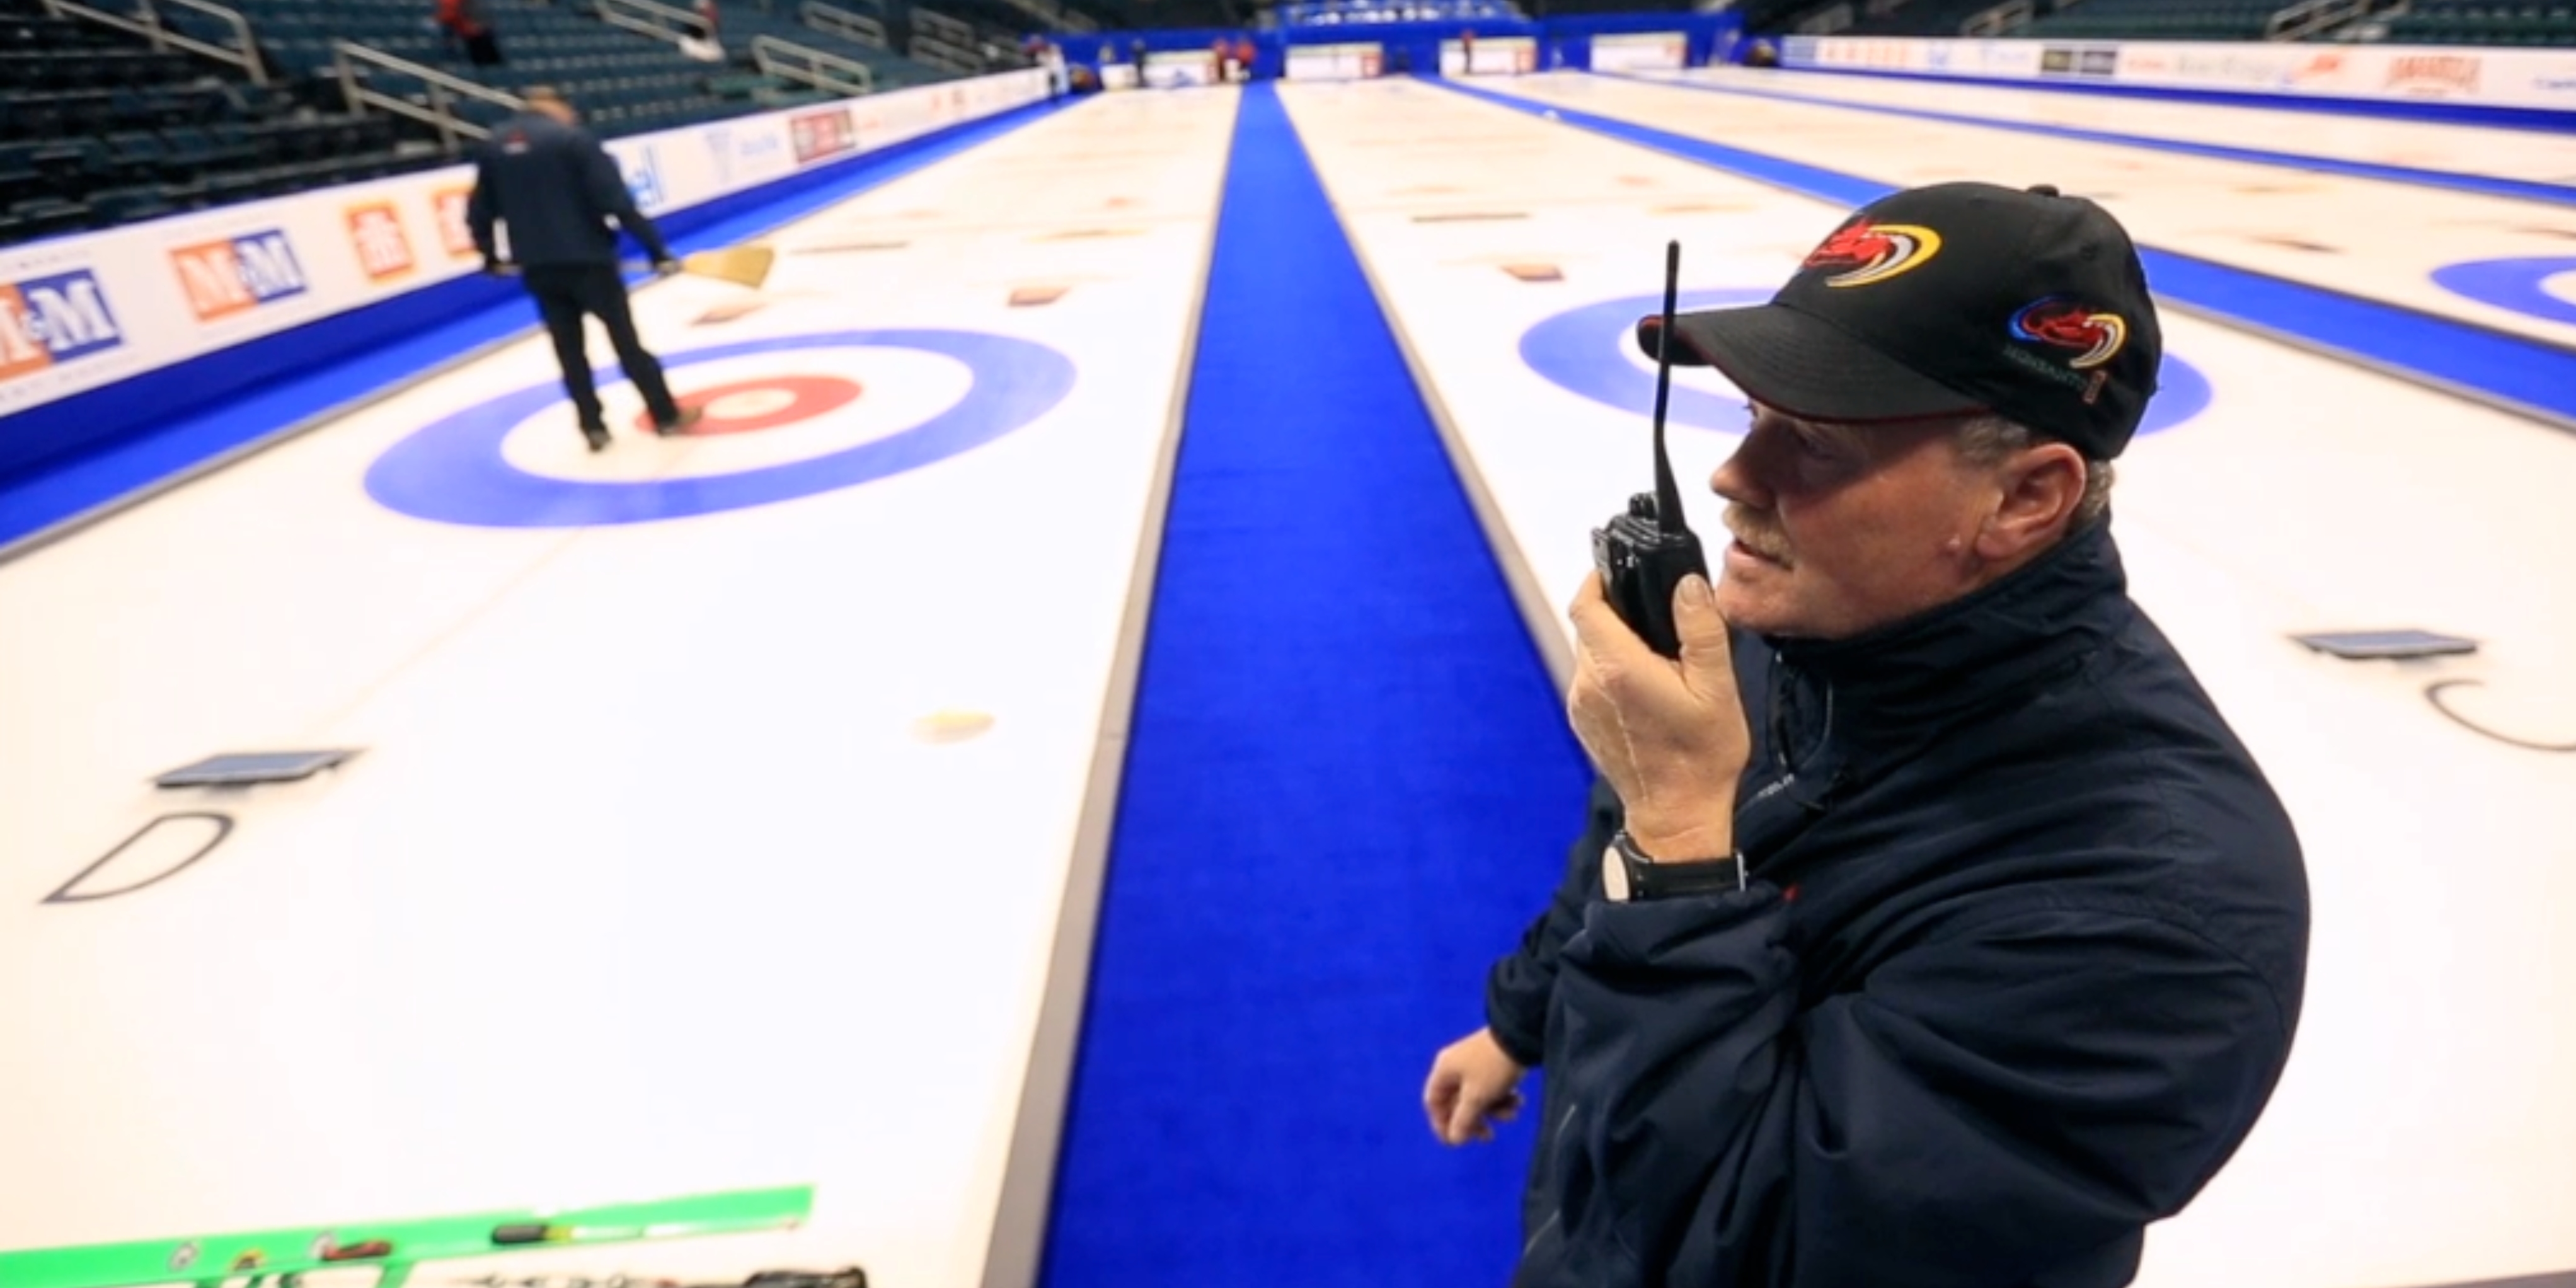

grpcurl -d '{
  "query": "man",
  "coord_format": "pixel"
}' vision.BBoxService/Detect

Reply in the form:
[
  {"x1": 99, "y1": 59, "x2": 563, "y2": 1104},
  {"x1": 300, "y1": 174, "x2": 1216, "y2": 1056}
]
[
  {"x1": 1423, "y1": 182, "x2": 2310, "y2": 1287},
  {"x1": 468, "y1": 86, "x2": 701, "y2": 452}
]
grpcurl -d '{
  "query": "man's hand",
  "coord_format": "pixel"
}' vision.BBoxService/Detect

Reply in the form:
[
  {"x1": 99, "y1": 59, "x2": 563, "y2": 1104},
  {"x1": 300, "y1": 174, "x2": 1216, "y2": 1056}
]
[
  {"x1": 1566, "y1": 571, "x2": 1752, "y2": 860},
  {"x1": 1424, "y1": 1027, "x2": 1526, "y2": 1145}
]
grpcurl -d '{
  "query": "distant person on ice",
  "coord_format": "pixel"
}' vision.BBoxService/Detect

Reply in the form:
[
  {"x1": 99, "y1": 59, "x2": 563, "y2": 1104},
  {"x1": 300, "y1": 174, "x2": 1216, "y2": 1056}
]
[{"x1": 467, "y1": 86, "x2": 703, "y2": 452}]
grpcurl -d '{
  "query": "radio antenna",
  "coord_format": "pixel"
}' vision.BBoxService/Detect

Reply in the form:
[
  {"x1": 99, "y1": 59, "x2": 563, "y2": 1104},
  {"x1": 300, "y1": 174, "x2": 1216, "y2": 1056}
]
[{"x1": 1650, "y1": 239, "x2": 1686, "y2": 529}]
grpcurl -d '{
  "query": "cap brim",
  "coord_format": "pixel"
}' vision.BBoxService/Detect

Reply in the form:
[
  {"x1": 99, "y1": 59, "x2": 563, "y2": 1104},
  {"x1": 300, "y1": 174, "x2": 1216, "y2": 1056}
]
[{"x1": 1636, "y1": 306, "x2": 1987, "y2": 425}]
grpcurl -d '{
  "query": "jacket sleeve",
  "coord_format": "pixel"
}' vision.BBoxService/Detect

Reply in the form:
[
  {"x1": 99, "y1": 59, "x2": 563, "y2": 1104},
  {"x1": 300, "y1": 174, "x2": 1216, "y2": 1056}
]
[
  {"x1": 1483, "y1": 626, "x2": 1769, "y2": 1069},
  {"x1": 581, "y1": 137, "x2": 670, "y2": 262},
  {"x1": 1481, "y1": 773, "x2": 1623, "y2": 1067},
  {"x1": 466, "y1": 154, "x2": 498, "y2": 262},
  {"x1": 1522, "y1": 892, "x2": 2291, "y2": 1288}
]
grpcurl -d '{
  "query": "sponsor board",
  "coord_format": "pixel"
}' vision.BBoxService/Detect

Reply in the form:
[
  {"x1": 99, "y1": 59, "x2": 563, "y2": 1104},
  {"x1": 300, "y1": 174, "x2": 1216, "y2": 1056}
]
[
  {"x1": 1811, "y1": 36, "x2": 1922, "y2": 71},
  {"x1": 1590, "y1": 33, "x2": 1686, "y2": 74},
  {"x1": 732, "y1": 122, "x2": 791, "y2": 182},
  {"x1": 1786, "y1": 35, "x2": 2576, "y2": 112},
  {"x1": 346, "y1": 201, "x2": 417, "y2": 282},
  {"x1": 2383, "y1": 52, "x2": 2481, "y2": 98},
  {"x1": 431, "y1": 186, "x2": 480, "y2": 260},
  {"x1": 706, "y1": 122, "x2": 737, "y2": 189},
  {"x1": 620, "y1": 143, "x2": 670, "y2": 213},
  {"x1": 2041, "y1": 43, "x2": 2127, "y2": 78},
  {"x1": 1144, "y1": 49, "x2": 1226, "y2": 87},
  {"x1": 0, "y1": 267, "x2": 124, "y2": 389},
  {"x1": 791, "y1": 106, "x2": 859, "y2": 164},
  {"x1": 1981, "y1": 41, "x2": 2042, "y2": 76},
  {"x1": 1439, "y1": 36, "x2": 1539, "y2": 76},
  {"x1": 170, "y1": 228, "x2": 310, "y2": 323},
  {"x1": 1286, "y1": 42, "x2": 1381, "y2": 79},
  {"x1": 705, "y1": 121, "x2": 794, "y2": 190},
  {"x1": 2282, "y1": 48, "x2": 2349, "y2": 86}
]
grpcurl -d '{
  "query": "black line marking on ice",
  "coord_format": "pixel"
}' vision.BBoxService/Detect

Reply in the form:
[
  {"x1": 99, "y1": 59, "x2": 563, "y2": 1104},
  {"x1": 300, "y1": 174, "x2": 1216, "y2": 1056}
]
[{"x1": 45, "y1": 813, "x2": 236, "y2": 904}]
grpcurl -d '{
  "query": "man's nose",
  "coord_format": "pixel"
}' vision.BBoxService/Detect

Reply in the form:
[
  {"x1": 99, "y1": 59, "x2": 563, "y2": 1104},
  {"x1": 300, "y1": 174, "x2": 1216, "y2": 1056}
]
[{"x1": 1712, "y1": 441, "x2": 1768, "y2": 509}]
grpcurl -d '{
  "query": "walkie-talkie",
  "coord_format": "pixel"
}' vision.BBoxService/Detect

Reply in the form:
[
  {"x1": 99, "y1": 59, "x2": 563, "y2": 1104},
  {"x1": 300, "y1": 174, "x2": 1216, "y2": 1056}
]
[{"x1": 1590, "y1": 239, "x2": 1710, "y2": 659}]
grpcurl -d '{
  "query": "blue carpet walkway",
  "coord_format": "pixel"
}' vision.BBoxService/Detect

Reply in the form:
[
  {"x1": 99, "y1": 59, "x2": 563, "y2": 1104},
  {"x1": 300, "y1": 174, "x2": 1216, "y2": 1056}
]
[{"x1": 1037, "y1": 81, "x2": 1592, "y2": 1287}]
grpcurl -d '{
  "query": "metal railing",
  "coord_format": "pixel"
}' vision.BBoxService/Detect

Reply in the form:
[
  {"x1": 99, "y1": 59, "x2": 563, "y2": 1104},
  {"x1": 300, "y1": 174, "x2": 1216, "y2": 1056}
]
[
  {"x1": 750, "y1": 32, "x2": 874, "y2": 94},
  {"x1": 594, "y1": 0, "x2": 711, "y2": 45},
  {"x1": 982, "y1": 0, "x2": 1091, "y2": 36},
  {"x1": 333, "y1": 40, "x2": 524, "y2": 152},
  {"x1": 907, "y1": 12, "x2": 980, "y2": 74},
  {"x1": 2267, "y1": 0, "x2": 2400, "y2": 39},
  {"x1": 2270, "y1": 0, "x2": 2330, "y2": 37},
  {"x1": 1960, "y1": 0, "x2": 2034, "y2": 35},
  {"x1": 908, "y1": 35, "x2": 979, "y2": 71},
  {"x1": 800, "y1": 0, "x2": 887, "y2": 49},
  {"x1": 909, "y1": 5, "x2": 975, "y2": 45},
  {"x1": 41, "y1": 0, "x2": 267, "y2": 84},
  {"x1": 973, "y1": 25, "x2": 1035, "y2": 67}
]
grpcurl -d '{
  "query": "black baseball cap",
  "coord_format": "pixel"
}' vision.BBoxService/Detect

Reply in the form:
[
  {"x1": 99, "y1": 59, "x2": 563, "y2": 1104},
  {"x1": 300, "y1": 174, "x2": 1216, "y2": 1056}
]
[{"x1": 1636, "y1": 182, "x2": 2162, "y2": 461}]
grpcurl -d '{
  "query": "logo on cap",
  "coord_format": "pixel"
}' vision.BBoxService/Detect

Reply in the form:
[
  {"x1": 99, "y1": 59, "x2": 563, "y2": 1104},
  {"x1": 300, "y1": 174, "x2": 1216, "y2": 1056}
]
[
  {"x1": 1803, "y1": 219, "x2": 1942, "y2": 288},
  {"x1": 2010, "y1": 297, "x2": 2127, "y2": 369}
]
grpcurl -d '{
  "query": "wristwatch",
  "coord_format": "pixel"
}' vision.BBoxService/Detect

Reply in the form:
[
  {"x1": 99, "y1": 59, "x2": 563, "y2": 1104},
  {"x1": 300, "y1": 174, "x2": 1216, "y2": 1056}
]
[{"x1": 1602, "y1": 829, "x2": 1746, "y2": 902}]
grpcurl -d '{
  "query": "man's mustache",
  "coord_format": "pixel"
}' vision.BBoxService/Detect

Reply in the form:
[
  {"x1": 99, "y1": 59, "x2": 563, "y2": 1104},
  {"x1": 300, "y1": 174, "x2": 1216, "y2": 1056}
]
[{"x1": 1724, "y1": 505, "x2": 1793, "y2": 566}]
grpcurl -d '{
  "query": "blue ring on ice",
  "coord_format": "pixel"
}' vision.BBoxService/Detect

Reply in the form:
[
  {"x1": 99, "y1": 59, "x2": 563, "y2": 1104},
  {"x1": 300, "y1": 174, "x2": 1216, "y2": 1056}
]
[
  {"x1": 1519, "y1": 287, "x2": 2213, "y2": 439},
  {"x1": 2429, "y1": 256, "x2": 2576, "y2": 329},
  {"x1": 364, "y1": 330, "x2": 1076, "y2": 527}
]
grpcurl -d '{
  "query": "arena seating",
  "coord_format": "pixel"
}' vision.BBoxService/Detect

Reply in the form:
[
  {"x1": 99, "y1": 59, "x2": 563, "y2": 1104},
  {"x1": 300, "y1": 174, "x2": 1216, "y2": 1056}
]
[
  {"x1": 2369, "y1": 0, "x2": 2576, "y2": 44},
  {"x1": 188, "y1": 0, "x2": 776, "y2": 136},
  {"x1": 2018, "y1": 0, "x2": 2294, "y2": 40},
  {"x1": 1823, "y1": 0, "x2": 2020, "y2": 36},
  {"x1": 1, "y1": 0, "x2": 440, "y2": 244},
  {"x1": 2008, "y1": 0, "x2": 2576, "y2": 43},
  {"x1": 204, "y1": 0, "x2": 1023, "y2": 132},
  {"x1": 1, "y1": 0, "x2": 1069, "y2": 246},
  {"x1": 700, "y1": 0, "x2": 952, "y2": 93}
]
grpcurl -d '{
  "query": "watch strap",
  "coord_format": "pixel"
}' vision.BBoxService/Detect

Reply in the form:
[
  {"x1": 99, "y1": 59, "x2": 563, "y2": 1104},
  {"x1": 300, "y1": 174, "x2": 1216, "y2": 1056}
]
[{"x1": 1611, "y1": 829, "x2": 1745, "y2": 900}]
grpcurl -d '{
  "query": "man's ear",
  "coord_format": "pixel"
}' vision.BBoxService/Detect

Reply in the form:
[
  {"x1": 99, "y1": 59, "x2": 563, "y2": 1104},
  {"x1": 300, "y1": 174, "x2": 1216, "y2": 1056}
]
[{"x1": 1975, "y1": 442, "x2": 2087, "y2": 560}]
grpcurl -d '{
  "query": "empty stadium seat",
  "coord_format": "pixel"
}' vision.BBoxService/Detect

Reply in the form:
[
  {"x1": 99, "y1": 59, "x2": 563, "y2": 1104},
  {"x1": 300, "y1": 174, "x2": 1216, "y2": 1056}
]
[
  {"x1": 2376, "y1": 0, "x2": 2576, "y2": 43},
  {"x1": 2018, "y1": 0, "x2": 2295, "y2": 41}
]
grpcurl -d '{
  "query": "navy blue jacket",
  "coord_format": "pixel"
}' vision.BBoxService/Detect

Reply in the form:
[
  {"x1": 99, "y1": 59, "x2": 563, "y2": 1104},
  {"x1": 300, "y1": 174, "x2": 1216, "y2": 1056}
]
[
  {"x1": 1489, "y1": 520, "x2": 2308, "y2": 1288},
  {"x1": 466, "y1": 112, "x2": 669, "y2": 268}
]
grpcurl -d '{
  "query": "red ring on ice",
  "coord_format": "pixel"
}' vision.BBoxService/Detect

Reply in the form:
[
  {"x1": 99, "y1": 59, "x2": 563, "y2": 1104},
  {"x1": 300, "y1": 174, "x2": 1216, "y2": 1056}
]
[{"x1": 636, "y1": 374, "x2": 863, "y2": 435}]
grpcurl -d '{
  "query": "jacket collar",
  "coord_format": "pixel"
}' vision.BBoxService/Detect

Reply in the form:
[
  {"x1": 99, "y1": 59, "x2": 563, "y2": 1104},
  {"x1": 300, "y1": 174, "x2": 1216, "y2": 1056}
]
[{"x1": 1761, "y1": 517, "x2": 2129, "y2": 753}]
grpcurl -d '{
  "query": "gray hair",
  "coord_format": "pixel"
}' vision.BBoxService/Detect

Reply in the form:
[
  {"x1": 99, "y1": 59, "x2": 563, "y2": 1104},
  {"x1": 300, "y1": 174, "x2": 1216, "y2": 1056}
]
[{"x1": 1953, "y1": 415, "x2": 2113, "y2": 527}]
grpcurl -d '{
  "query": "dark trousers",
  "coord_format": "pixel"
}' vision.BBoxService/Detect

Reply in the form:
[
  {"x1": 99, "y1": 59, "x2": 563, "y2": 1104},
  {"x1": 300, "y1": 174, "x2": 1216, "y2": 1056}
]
[{"x1": 523, "y1": 263, "x2": 679, "y2": 434}]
